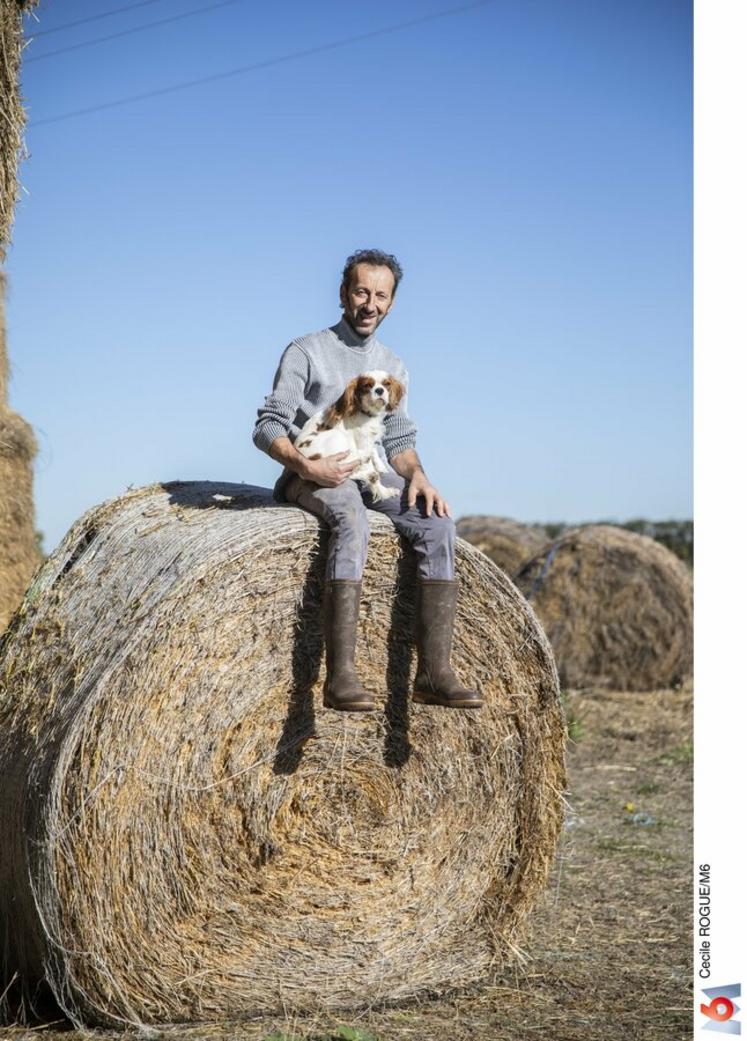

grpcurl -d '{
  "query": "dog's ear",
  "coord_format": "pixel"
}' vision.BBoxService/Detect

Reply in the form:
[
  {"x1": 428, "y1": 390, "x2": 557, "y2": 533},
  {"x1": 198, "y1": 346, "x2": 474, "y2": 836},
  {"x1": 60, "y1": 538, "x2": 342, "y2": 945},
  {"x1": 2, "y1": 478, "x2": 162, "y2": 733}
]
[
  {"x1": 320, "y1": 377, "x2": 359, "y2": 428},
  {"x1": 386, "y1": 376, "x2": 405, "y2": 411}
]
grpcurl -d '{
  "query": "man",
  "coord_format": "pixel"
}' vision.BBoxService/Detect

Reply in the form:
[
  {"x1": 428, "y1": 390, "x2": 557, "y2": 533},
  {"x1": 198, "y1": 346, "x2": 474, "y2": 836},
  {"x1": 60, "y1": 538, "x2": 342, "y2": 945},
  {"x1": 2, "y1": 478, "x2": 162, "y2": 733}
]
[{"x1": 253, "y1": 248, "x2": 481, "y2": 712}]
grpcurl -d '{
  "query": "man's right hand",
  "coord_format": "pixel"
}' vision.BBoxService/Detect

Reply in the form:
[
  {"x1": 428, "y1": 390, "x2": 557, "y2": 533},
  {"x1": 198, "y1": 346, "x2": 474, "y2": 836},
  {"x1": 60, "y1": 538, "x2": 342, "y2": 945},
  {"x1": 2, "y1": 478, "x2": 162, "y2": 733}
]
[{"x1": 301, "y1": 451, "x2": 357, "y2": 488}]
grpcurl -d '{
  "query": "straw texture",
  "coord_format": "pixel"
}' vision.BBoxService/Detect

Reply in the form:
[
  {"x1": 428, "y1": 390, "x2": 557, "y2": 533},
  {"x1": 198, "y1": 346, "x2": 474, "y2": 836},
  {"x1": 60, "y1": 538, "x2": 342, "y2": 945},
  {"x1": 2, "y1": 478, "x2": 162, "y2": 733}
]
[
  {"x1": 1, "y1": 1, "x2": 37, "y2": 256},
  {"x1": 0, "y1": 481, "x2": 566, "y2": 1029},
  {"x1": 515, "y1": 524, "x2": 693, "y2": 691},
  {"x1": 0, "y1": 272, "x2": 7, "y2": 403},
  {"x1": 0, "y1": 407, "x2": 38, "y2": 628}
]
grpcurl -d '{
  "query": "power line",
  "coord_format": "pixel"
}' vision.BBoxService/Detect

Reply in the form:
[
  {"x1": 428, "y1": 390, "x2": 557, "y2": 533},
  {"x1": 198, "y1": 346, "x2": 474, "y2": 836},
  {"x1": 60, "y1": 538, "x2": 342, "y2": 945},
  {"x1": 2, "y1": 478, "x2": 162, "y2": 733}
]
[
  {"x1": 24, "y1": 0, "x2": 169, "y2": 39},
  {"x1": 28, "y1": 0, "x2": 497, "y2": 129},
  {"x1": 26, "y1": 0, "x2": 244, "y2": 64}
]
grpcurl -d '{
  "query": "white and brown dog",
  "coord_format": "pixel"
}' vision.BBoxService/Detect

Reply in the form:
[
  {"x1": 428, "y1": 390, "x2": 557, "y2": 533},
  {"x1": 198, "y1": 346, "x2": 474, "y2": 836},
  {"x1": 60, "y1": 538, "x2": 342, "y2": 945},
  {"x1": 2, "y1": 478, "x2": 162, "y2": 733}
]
[{"x1": 295, "y1": 370, "x2": 405, "y2": 501}]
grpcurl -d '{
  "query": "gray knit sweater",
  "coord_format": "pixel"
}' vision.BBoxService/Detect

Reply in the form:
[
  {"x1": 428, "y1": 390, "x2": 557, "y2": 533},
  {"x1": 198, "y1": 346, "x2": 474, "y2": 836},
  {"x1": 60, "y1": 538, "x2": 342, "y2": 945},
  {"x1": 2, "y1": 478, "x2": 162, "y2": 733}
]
[{"x1": 253, "y1": 317, "x2": 418, "y2": 477}]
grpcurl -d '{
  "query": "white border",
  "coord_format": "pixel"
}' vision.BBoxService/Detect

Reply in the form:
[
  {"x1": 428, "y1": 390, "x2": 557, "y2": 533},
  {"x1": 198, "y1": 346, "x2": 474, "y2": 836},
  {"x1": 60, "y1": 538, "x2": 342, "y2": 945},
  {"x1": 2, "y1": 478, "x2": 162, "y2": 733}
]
[{"x1": 694, "y1": 0, "x2": 747, "y2": 1036}]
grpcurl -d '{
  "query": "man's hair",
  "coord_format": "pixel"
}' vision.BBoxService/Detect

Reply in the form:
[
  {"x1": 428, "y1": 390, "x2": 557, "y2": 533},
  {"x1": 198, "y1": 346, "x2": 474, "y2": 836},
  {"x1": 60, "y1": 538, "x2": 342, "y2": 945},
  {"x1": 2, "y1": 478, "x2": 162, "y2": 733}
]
[{"x1": 341, "y1": 249, "x2": 404, "y2": 295}]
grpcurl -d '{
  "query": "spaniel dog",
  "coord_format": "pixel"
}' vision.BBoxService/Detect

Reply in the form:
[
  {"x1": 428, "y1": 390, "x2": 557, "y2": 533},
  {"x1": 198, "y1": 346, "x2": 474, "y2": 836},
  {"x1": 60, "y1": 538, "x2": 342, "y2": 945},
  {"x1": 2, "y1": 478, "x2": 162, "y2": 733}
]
[{"x1": 294, "y1": 370, "x2": 405, "y2": 501}]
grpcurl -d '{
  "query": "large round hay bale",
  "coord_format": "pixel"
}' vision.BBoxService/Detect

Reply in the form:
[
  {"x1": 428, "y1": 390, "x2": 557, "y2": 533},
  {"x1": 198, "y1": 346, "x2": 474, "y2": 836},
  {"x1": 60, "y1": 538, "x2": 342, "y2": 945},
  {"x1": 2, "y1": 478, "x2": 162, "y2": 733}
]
[
  {"x1": 456, "y1": 516, "x2": 548, "y2": 576},
  {"x1": 0, "y1": 406, "x2": 39, "y2": 630},
  {"x1": 515, "y1": 524, "x2": 693, "y2": 691},
  {"x1": 0, "y1": 482, "x2": 566, "y2": 1029}
]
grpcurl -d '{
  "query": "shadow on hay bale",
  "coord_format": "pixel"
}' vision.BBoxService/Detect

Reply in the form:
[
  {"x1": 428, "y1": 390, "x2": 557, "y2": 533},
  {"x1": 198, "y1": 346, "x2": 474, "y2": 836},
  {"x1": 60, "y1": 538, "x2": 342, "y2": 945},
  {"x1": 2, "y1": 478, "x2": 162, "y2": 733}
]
[
  {"x1": 515, "y1": 524, "x2": 693, "y2": 692},
  {"x1": 0, "y1": 481, "x2": 566, "y2": 1029},
  {"x1": 456, "y1": 516, "x2": 548, "y2": 576}
]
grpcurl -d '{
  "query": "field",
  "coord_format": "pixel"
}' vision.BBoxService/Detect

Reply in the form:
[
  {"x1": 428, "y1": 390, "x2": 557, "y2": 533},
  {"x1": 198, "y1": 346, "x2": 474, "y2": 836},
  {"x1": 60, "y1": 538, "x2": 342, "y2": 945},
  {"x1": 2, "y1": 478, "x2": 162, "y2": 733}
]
[{"x1": 1, "y1": 685, "x2": 692, "y2": 1041}]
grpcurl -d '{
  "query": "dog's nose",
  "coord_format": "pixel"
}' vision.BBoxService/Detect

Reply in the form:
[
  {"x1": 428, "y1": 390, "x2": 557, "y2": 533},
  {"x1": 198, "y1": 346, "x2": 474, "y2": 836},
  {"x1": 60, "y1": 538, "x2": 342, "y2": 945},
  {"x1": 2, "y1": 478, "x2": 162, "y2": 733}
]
[{"x1": 374, "y1": 387, "x2": 384, "y2": 396}]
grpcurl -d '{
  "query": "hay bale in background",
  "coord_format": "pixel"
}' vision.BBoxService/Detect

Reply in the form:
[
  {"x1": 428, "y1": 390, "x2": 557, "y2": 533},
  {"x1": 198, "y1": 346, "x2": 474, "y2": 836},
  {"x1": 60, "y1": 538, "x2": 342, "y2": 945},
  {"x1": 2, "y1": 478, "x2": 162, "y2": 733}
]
[
  {"x1": 1, "y1": 0, "x2": 37, "y2": 256},
  {"x1": 456, "y1": 515, "x2": 548, "y2": 576},
  {"x1": 1, "y1": 273, "x2": 40, "y2": 630},
  {"x1": 0, "y1": 481, "x2": 566, "y2": 1028},
  {"x1": 0, "y1": 407, "x2": 38, "y2": 629},
  {"x1": 515, "y1": 524, "x2": 693, "y2": 692},
  {"x1": 0, "y1": 274, "x2": 7, "y2": 404}
]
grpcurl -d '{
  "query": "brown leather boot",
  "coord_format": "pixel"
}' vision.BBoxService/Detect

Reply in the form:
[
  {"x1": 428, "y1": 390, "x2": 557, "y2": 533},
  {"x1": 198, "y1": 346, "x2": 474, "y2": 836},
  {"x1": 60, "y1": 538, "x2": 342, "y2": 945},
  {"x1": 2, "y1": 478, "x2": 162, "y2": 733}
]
[
  {"x1": 412, "y1": 579, "x2": 483, "y2": 709},
  {"x1": 322, "y1": 580, "x2": 376, "y2": 711}
]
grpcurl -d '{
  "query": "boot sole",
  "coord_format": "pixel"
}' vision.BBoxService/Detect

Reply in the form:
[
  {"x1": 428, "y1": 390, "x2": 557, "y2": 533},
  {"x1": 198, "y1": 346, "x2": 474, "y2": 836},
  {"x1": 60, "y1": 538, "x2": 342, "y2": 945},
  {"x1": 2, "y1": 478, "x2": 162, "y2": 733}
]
[
  {"x1": 412, "y1": 691, "x2": 483, "y2": 708},
  {"x1": 323, "y1": 698, "x2": 376, "y2": 712}
]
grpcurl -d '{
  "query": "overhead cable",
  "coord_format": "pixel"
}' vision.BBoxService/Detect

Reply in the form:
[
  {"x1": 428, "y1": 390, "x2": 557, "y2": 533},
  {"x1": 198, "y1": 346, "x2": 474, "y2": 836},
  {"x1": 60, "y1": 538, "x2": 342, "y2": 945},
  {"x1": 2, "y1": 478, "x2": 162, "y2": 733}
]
[
  {"x1": 26, "y1": 0, "x2": 244, "y2": 64},
  {"x1": 25, "y1": 0, "x2": 168, "y2": 38},
  {"x1": 28, "y1": 0, "x2": 497, "y2": 128}
]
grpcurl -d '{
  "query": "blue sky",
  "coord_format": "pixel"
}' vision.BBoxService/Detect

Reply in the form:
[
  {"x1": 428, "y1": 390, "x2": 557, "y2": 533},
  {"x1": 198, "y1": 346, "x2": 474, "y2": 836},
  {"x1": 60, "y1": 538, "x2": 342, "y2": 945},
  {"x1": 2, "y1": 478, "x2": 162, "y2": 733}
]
[{"x1": 4, "y1": 0, "x2": 692, "y2": 551}]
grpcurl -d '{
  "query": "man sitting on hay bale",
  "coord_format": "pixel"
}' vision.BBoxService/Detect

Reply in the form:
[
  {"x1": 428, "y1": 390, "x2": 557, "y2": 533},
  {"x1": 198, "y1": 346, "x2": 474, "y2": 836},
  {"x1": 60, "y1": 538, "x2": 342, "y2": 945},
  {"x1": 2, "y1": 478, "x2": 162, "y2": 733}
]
[{"x1": 253, "y1": 248, "x2": 481, "y2": 712}]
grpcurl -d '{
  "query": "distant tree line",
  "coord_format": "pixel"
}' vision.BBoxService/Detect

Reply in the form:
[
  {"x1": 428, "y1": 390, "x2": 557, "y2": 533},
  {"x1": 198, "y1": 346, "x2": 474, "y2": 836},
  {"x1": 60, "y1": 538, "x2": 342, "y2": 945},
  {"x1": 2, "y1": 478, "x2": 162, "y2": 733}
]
[{"x1": 543, "y1": 520, "x2": 693, "y2": 568}]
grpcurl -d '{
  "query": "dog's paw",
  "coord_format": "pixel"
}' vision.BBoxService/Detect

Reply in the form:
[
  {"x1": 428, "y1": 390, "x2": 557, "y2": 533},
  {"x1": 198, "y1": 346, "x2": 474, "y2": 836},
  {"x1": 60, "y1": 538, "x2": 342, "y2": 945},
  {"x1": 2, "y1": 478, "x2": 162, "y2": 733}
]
[
  {"x1": 379, "y1": 485, "x2": 400, "y2": 500},
  {"x1": 367, "y1": 484, "x2": 387, "y2": 503}
]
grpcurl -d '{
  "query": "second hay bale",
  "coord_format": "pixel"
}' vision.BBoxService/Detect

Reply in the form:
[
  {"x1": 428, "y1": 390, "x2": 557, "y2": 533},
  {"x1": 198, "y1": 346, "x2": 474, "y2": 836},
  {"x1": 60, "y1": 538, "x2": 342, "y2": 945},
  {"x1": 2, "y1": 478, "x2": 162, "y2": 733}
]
[
  {"x1": 456, "y1": 516, "x2": 548, "y2": 575},
  {"x1": 515, "y1": 524, "x2": 693, "y2": 691},
  {"x1": 1, "y1": 272, "x2": 40, "y2": 630},
  {"x1": 0, "y1": 407, "x2": 39, "y2": 630}
]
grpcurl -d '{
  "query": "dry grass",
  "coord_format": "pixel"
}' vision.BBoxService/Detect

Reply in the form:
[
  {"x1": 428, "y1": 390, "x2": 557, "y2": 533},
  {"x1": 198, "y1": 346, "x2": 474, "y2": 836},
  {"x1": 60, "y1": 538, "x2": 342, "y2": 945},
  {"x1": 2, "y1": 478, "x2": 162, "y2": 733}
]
[
  {"x1": 515, "y1": 525, "x2": 693, "y2": 691},
  {"x1": 455, "y1": 516, "x2": 547, "y2": 577},
  {"x1": 0, "y1": 685, "x2": 692, "y2": 1041},
  {"x1": 1, "y1": 0, "x2": 37, "y2": 256},
  {"x1": 0, "y1": 481, "x2": 566, "y2": 1029}
]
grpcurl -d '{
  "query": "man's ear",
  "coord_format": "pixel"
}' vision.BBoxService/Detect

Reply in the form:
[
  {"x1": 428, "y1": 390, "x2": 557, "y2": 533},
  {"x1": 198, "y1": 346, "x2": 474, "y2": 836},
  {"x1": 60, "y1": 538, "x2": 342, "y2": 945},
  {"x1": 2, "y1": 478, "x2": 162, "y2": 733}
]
[{"x1": 339, "y1": 283, "x2": 346, "y2": 310}]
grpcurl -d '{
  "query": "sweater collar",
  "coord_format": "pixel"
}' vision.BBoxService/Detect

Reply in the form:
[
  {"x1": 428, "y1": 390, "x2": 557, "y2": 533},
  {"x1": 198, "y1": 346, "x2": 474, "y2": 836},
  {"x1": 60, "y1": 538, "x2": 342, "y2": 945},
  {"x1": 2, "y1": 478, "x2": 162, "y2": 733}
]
[{"x1": 331, "y1": 315, "x2": 376, "y2": 352}]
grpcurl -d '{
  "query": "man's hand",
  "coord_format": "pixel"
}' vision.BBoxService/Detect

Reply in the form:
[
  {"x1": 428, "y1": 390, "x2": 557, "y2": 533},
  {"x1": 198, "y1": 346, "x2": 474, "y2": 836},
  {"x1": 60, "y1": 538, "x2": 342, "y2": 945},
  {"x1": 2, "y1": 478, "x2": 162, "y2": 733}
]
[
  {"x1": 302, "y1": 451, "x2": 357, "y2": 488},
  {"x1": 268, "y1": 437, "x2": 357, "y2": 488},
  {"x1": 389, "y1": 448, "x2": 451, "y2": 518},
  {"x1": 407, "y1": 469, "x2": 451, "y2": 518}
]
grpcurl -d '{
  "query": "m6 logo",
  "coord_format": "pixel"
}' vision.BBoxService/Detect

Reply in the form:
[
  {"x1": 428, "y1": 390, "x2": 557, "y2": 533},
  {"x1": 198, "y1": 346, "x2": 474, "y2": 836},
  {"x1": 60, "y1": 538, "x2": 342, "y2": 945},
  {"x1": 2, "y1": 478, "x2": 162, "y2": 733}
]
[{"x1": 701, "y1": 984, "x2": 741, "y2": 1034}]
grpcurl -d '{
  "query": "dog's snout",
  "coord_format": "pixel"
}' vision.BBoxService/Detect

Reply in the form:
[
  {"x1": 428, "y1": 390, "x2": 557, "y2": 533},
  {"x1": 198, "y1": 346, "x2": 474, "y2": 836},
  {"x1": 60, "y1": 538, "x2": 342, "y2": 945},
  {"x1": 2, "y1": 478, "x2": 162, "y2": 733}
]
[{"x1": 374, "y1": 386, "x2": 384, "y2": 396}]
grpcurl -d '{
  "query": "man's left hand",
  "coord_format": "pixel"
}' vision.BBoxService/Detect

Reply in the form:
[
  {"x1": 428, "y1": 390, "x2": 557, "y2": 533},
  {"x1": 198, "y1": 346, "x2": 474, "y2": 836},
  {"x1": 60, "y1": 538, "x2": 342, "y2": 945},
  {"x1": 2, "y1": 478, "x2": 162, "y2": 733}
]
[{"x1": 407, "y1": 470, "x2": 451, "y2": 518}]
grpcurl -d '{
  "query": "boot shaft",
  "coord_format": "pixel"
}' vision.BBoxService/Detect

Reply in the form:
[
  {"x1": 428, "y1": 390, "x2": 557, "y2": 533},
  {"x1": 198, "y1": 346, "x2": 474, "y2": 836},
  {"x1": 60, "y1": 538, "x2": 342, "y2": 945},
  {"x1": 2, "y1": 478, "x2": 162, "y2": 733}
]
[
  {"x1": 323, "y1": 579, "x2": 363, "y2": 673},
  {"x1": 414, "y1": 579, "x2": 460, "y2": 668},
  {"x1": 322, "y1": 579, "x2": 375, "y2": 710},
  {"x1": 412, "y1": 578, "x2": 481, "y2": 707}
]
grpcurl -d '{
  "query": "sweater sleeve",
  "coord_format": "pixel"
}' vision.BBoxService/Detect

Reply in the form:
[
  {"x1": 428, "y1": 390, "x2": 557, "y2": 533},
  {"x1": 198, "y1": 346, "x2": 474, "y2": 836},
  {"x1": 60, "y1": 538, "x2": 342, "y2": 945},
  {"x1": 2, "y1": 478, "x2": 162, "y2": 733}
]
[
  {"x1": 382, "y1": 366, "x2": 418, "y2": 461},
  {"x1": 252, "y1": 341, "x2": 310, "y2": 454}
]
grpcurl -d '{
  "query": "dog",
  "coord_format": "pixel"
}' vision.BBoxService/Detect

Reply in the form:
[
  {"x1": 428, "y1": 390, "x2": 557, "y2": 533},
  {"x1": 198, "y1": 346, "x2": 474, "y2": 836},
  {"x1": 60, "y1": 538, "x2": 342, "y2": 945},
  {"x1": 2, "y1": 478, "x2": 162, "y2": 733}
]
[{"x1": 294, "y1": 370, "x2": 405, "y2": 501}]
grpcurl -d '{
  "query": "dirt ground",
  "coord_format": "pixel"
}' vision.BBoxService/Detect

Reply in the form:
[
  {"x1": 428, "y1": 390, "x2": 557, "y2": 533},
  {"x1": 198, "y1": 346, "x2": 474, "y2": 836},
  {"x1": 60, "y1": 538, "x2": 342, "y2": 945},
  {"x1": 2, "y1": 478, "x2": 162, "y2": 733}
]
[{"x1": 1, "y1": 686, "x2": 693, "y2": 1041}]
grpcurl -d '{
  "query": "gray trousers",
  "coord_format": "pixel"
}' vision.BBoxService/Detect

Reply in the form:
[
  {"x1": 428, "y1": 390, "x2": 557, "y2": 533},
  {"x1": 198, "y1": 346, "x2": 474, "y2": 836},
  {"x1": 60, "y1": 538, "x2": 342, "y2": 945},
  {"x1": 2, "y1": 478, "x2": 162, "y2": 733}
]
[{"x1": 284, "y1": 470, "x2": 455, "y2": 580}]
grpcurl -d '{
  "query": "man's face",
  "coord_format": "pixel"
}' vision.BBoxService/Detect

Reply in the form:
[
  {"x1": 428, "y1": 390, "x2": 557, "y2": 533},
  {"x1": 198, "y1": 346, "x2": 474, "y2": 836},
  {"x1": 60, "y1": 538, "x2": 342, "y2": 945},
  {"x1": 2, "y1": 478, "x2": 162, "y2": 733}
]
[{"x1": 340, "y1": 263, "x2": 396, "y2": 336}]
